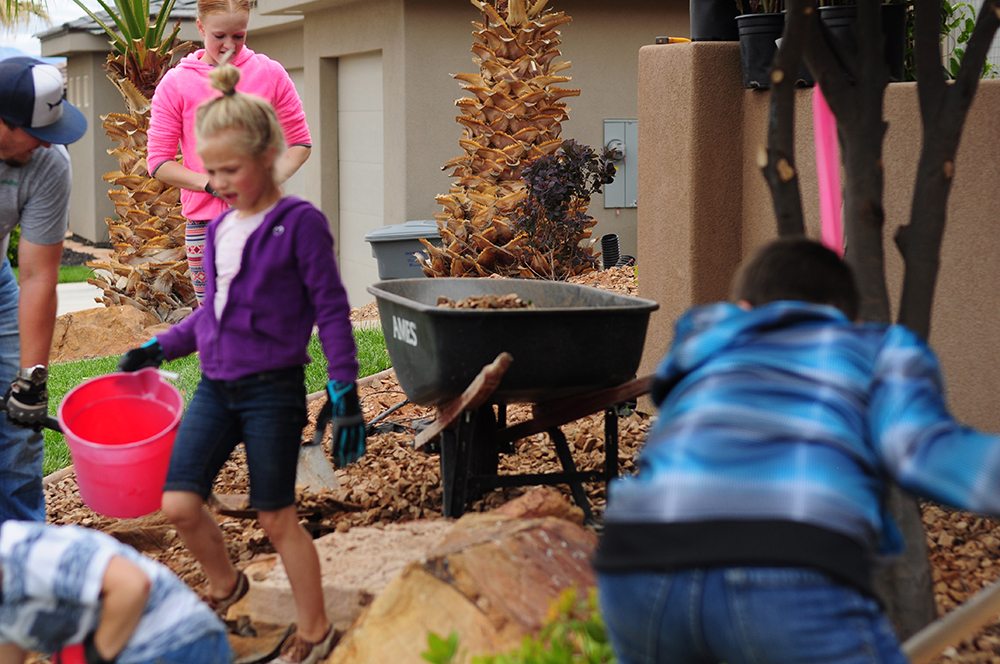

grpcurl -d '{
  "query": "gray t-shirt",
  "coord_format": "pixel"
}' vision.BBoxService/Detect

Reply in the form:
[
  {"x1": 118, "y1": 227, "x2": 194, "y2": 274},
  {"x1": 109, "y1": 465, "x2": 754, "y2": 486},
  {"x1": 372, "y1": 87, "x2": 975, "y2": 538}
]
[{"x1": 0, "y1": 145, "x2": 72, "y2": 258}]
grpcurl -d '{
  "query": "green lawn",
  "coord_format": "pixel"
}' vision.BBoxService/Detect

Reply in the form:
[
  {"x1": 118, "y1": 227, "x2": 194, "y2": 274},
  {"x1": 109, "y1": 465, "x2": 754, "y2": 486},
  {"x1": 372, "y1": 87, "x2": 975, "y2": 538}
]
[
  {"x1": 12, "y1": 265, "x2": 95, "y2": 284},
  {"x1": 42, "y1": 326, "x2": 391, "y2": 474}
]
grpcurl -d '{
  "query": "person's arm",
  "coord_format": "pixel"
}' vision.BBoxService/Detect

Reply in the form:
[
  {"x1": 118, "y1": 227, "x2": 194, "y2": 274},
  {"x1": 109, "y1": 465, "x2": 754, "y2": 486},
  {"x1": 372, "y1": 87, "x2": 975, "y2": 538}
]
[
  {"x1": 17, "y1": 239, "x2": 61, "y2": 367},
  {"x1": 89, "y1": 556, "x2": 151, "y2": 662},
  {"x1": 871, "y1": 325, "x2": 1000, "y2": 511},
  {"x1": 274, "y1": 145, "x2": 311, "y2": 186},
  {"x1": 150, "y1": 160, "x2": 211, "y2": 194},
  {"x1": 0, "y1": 644, "x2": 26, "y2": 664}
]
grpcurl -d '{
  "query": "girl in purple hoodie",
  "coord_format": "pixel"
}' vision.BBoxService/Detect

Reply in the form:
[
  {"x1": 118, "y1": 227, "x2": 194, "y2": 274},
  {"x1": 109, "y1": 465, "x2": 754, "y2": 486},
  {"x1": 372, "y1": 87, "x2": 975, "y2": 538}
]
[
  {"x1": 119, "y1": 63, "x2": 361, "y2": 664},
  {"x1": 147, "y1": 0, "x2": 312, "y2": 303}
]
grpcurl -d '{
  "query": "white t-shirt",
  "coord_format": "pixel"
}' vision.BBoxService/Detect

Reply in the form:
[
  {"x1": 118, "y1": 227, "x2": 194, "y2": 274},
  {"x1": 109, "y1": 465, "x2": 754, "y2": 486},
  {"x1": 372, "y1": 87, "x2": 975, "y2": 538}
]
[{"x1": 214, "y1": 203, "x2": 276, "y2": 318}]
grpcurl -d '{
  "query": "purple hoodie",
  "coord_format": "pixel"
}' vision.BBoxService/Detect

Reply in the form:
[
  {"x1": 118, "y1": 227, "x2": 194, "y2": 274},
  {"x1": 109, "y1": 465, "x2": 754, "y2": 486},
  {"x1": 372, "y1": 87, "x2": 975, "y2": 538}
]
[{"x1": 157, "y1": 197, "x2": 358, "y2": 382}]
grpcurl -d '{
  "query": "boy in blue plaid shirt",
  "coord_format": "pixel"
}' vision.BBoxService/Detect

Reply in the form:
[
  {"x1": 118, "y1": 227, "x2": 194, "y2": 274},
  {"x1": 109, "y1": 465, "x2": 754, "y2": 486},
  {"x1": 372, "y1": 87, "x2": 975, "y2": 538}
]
[{"x1": 596, "y1": 237, "x2": 1000, "y2": 663}]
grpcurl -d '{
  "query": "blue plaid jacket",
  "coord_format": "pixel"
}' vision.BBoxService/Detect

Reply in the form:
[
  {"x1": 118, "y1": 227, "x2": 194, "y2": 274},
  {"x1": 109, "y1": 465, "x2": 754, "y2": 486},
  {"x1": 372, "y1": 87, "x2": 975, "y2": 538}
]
[{"x1": 603, "y1": 301, "x2": 1000, "y2": 559}]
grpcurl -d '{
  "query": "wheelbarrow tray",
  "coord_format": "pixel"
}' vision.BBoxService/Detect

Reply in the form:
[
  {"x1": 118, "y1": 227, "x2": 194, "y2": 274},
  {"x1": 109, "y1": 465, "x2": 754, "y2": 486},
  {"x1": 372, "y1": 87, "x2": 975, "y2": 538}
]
[{"x1": 367, "y1": 278, "x2": 659, "y2": 406}]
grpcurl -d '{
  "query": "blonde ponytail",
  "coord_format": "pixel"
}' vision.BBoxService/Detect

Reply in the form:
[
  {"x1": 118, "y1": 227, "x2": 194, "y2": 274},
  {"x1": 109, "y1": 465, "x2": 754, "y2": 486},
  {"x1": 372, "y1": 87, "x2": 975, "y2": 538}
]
[{"x1": 195, "y1": 61, "x2": 285, "y2": 161}]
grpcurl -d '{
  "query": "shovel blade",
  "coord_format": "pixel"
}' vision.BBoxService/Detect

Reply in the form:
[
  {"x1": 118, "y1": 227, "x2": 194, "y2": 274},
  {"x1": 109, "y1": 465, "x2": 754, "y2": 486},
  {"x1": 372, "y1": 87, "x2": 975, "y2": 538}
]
[{"x1": 296, "y1": 442, "x2": 340, "y2": 493}]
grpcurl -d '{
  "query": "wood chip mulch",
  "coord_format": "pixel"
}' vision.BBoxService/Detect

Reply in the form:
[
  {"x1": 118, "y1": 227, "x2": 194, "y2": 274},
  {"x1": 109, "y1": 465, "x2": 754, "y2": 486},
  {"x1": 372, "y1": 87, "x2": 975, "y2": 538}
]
[{"x1": 42, "y1": 266, "x2": 1000, "y2": 662}]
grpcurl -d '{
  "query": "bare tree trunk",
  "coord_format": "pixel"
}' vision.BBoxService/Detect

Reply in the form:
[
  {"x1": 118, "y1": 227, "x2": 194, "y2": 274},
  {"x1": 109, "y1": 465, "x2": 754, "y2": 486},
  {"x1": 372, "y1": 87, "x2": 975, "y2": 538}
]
[
  {"x1": 896, "y1": 0, "x2": 1000, "y2": 339},
  {"x1": 762, "y1": 0, "x2": 809, "y2": 236},
  {"x1": 794, "y1": 0, "x2": 935, "y2": 638}
]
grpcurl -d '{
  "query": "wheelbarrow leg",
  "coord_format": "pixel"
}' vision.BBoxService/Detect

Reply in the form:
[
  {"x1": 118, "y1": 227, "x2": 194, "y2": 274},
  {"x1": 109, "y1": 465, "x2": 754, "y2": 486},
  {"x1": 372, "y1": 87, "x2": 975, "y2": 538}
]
[
  {"x1": 439, "y1": 426, "x2": 467, "y2": 518},
  {"x1": 547, "y1": 427, "x2": 594, "y2": 524},
  {"x1": 440, "y1": 406, "x2": 500, "y2": 518},
  {"x1": 604, "y1": 407, "x2": 619, "y2": 483}
]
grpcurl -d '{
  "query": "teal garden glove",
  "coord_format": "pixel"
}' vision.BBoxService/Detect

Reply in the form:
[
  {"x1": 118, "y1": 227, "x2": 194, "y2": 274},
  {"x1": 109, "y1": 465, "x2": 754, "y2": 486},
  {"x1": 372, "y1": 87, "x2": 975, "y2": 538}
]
[{"x1": 315, "y1": 380, "x2": 366, "y2": 467}]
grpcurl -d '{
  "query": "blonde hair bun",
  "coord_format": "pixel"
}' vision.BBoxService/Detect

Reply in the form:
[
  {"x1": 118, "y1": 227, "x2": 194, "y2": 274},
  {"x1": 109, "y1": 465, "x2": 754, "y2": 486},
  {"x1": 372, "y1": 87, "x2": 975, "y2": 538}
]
[{"x1": 208, "y1": 61, "x2": 241, "y2": 96}]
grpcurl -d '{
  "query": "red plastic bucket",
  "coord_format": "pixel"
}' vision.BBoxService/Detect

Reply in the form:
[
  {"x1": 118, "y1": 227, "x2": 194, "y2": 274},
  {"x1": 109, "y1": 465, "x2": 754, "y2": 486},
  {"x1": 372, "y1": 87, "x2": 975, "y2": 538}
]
[{"x1": 58, "y1": 368, "x2": 183, "y2": 518}]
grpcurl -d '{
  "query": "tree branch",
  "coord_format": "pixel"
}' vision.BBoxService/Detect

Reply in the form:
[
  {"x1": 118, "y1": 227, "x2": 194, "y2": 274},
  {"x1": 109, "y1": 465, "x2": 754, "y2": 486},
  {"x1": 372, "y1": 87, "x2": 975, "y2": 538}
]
[
  {"x1": 952, "y1": 0, "x2": 1000, "y2": 111},
  {"x1": 762, "y1": 0, "x2": 813, "y2": 237},
  {"x1": 897, "y1": 0, "x2": 1000, "y2": 338},
  {"x1": 915, "y1": 0, "x2": 946, "y2": 118}
]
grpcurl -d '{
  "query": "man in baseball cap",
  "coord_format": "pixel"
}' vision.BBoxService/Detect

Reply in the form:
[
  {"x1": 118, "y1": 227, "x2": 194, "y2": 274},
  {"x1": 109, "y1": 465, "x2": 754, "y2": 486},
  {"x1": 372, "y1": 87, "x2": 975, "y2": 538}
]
[
  {"x1": 0, "y1": 56, "x2": 87, "y2": 148},
  {"x1": 0, "y1": 57, "x2": 87, "y2": 525}
]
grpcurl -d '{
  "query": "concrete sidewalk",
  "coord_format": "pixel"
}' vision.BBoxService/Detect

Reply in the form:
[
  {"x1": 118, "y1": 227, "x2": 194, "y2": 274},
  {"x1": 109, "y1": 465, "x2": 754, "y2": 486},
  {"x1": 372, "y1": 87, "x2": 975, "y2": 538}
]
[{"x1": 57, "y1": 281, "x2": 105, "y2": 316}]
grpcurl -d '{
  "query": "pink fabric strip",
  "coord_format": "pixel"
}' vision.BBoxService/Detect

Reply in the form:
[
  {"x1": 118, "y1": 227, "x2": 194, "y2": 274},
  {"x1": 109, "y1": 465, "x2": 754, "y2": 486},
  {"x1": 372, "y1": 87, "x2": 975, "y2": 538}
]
[{"x1": 813, "y1": 85, "x2": 843, "y2": 256}]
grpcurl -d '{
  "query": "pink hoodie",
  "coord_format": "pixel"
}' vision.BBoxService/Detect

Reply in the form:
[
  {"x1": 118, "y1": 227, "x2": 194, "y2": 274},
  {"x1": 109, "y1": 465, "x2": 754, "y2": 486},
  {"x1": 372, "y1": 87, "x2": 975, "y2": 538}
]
[{"x1": 147, "y1": 47, "x2": 312, "y2": 221}]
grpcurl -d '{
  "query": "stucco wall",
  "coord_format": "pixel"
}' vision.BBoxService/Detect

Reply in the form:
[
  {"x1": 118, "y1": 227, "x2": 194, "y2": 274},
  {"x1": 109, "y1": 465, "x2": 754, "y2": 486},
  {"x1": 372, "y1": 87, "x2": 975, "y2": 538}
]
[
  {"x1": 64, "y1": 52, "x2": 124, "y2": 243},
  {"x1": 638, "y1": 41, "x2": 1000, "y2": 430}
]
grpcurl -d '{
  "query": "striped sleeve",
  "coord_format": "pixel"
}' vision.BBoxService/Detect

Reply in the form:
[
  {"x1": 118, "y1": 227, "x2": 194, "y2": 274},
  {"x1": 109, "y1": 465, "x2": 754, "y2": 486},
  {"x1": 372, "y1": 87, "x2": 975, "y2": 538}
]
[{"x1": 871, "y1": 325, "x2": 1000, "y2": 511}]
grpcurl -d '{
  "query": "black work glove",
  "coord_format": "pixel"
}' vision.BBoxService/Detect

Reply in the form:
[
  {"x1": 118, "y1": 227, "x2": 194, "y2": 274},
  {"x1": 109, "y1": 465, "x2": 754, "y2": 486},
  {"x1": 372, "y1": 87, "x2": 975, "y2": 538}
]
[
  {"x1": 204, "y1": 181, "x2": 224, "y2": 200},
  {"x1": 3, "y1": 378, "x2": 47, "y2": 430},
  {"x1": 117, "y1": 338, "x2": 164, "y2": 372},
  {"x1": 83, "y1": 629, "x2": 117, "y2": 664},
  {"x1": 315, "y1": 380, "x2": 366, "y2": 467}
]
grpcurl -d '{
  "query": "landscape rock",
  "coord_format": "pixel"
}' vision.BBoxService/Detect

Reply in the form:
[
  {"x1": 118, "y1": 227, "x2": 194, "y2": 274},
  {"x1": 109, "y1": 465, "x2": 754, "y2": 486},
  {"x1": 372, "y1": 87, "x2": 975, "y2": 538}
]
[
  {"x1": 328, "y1": 509, "x2": 597, "y2": 663},
  {"x1": 229, "y1": 520, "x2": 454, "y2": 631},
  {"x1": 50, "y1": 306, "x2": 168, "y2": 363}
]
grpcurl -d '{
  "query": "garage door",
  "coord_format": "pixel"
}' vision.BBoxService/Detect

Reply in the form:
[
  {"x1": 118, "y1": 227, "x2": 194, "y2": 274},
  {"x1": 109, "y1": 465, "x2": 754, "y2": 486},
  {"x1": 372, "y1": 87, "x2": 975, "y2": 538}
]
[{"x1": 337, "y1": 51, "x2": 384, "y2": 307}]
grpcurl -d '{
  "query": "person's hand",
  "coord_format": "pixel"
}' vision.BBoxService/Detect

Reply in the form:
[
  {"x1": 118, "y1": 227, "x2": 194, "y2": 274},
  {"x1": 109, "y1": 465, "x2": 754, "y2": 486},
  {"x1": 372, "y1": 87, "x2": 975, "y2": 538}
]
[
  {"x1": 204, "y1": 181, "x2": 224, "y2": 200},
  {"x1": 3, "y1": 377, "x2": 47, "y2": 430},
  {"x1": 117, "y1": 338, "x2": 164, "y2": 372},
  {"x1": 83, "y1": 630, "x2": 117, "y2": 664},
  {"x1": 315, "y1": 380, "x2": 366, "y2": 467}
]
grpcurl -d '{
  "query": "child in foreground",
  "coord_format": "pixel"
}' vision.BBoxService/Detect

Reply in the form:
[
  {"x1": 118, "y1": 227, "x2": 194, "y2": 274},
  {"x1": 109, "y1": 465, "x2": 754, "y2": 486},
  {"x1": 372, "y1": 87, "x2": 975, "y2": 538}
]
[
  {"x1": 0, "y1": 520, "x2": 231, "y2": 663},
  {"x1": 595, "y1": 237, "x2": 1000, "y2": 663},
  {"x1": 119, "y1": 62, "x2": 364, "y2": 664}
]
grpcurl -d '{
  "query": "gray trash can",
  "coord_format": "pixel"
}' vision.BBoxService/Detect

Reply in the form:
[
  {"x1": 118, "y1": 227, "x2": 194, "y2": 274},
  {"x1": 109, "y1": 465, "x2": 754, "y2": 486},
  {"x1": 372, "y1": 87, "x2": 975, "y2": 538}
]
[{"x1": 364, "y1": 220, "x2": 441, "y2": 279}]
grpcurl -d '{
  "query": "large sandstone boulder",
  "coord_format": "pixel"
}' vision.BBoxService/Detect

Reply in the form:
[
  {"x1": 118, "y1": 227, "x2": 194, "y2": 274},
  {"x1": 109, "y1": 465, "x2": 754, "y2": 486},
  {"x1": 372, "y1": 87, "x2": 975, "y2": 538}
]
[
  {"x1": 329, "y1": 496, "x2": 597, "y2": 662},
  {"x1": 226, "y1": 488, "x2": 595, "y2": 662},
  {"x1": 230, "y1": 520, "x2": 454, "y2": 630},
  {"x1": 50, "y1": 306, "x2": 169, "y2": 363}
]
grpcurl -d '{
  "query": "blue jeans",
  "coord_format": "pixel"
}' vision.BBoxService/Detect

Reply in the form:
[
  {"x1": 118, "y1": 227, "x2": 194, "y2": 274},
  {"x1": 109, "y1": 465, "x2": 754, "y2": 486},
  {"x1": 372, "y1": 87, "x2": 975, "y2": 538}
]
[
  {"x1": 0, "y1": 259, "x2": 45, "y2": 524},
  {"x1": 597, "y1": 567, "x2": 906, "y2": 664},
  {"x1": 138, "y1": 630, "x2": 233, "y2": 663},
  {"x1": 164, "y1": 367, "x2": 307, "y2": 511}
]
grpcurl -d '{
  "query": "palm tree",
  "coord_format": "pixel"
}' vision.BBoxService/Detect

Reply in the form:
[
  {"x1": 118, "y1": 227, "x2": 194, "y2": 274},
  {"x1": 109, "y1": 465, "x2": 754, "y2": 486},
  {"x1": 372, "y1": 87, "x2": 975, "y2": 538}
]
[
  {"x1": 71, "y1": 0, "x2": 196, "y2": 322},
  {"x1": 421, "y1": 0, "x2": 587, "y2": 279},
  {"x1": 0, "y1": 0, "x2": 47, "y2": 30}
]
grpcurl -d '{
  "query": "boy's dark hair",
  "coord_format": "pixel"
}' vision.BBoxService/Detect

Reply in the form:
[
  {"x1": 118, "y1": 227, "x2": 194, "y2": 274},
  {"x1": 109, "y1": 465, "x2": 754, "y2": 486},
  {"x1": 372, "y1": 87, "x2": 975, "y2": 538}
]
[{"x1": 732, "y1": 237, "x2": 860, "y2": 320}]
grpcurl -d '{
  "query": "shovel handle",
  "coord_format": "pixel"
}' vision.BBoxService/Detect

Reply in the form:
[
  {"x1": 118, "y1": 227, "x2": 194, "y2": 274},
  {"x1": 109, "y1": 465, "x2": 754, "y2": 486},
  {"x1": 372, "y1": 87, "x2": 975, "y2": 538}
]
[{"x1": 0, "y1": 399, "x2": 61, "y2": 433}]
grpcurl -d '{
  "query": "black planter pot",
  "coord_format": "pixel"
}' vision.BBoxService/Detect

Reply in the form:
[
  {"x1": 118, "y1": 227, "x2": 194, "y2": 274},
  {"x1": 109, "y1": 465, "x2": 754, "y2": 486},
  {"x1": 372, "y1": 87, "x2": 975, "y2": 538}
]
[
  {"x1": 691, "y1": 0, "x2": 739, "y2": 41},
  {"x1": 737, "y1": 12, "x2": 785, "y2": 89},
  {"x1": 818, "y1": 3, "x2": 907, "y2": 82}
]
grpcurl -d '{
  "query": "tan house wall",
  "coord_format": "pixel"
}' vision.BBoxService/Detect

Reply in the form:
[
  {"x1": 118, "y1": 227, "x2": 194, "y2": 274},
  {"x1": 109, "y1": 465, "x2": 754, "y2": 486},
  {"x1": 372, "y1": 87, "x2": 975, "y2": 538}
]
[
  {"x1": 63, "y1": 49, "x2": 125, "y2": 243},
  {"x1": 638, "y1": 41, "x2": 1000, "y2": 431}
]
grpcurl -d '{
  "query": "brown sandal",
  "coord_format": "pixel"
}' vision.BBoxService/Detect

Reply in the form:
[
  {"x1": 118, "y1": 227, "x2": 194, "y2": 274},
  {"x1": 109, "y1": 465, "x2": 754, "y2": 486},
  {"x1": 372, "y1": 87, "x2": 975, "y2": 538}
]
[
  {"x1": 205, "y1": 569, "x2": 249, "y2": 618},
  {"x1": 273, "y1": 625, "x2": 338, "y2": 664}
]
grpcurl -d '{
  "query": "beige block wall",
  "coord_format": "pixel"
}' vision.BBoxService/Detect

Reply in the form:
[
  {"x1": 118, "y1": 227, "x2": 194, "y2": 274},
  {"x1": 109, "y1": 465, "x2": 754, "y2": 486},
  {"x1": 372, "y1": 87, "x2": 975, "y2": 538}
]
[{"x1": 638, "y1": 41, "x2": 1000, "y2": 431}]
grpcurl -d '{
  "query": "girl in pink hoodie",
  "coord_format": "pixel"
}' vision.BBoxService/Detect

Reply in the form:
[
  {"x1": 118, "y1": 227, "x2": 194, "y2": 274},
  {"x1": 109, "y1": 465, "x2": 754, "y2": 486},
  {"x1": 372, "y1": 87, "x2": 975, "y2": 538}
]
[{"x1": 147, "y1": 0, "x2": 311, "y2": 303}]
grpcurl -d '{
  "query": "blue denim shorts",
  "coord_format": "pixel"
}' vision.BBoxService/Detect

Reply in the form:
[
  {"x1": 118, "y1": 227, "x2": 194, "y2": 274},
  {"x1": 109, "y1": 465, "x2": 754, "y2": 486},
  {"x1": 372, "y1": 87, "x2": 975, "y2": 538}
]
[
  {"x1": 164, "y1": 367, "x2": 307, "y2": 511},
  {"x1": 597, "y1": 567, "x2": 906, "y2": 664}
]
